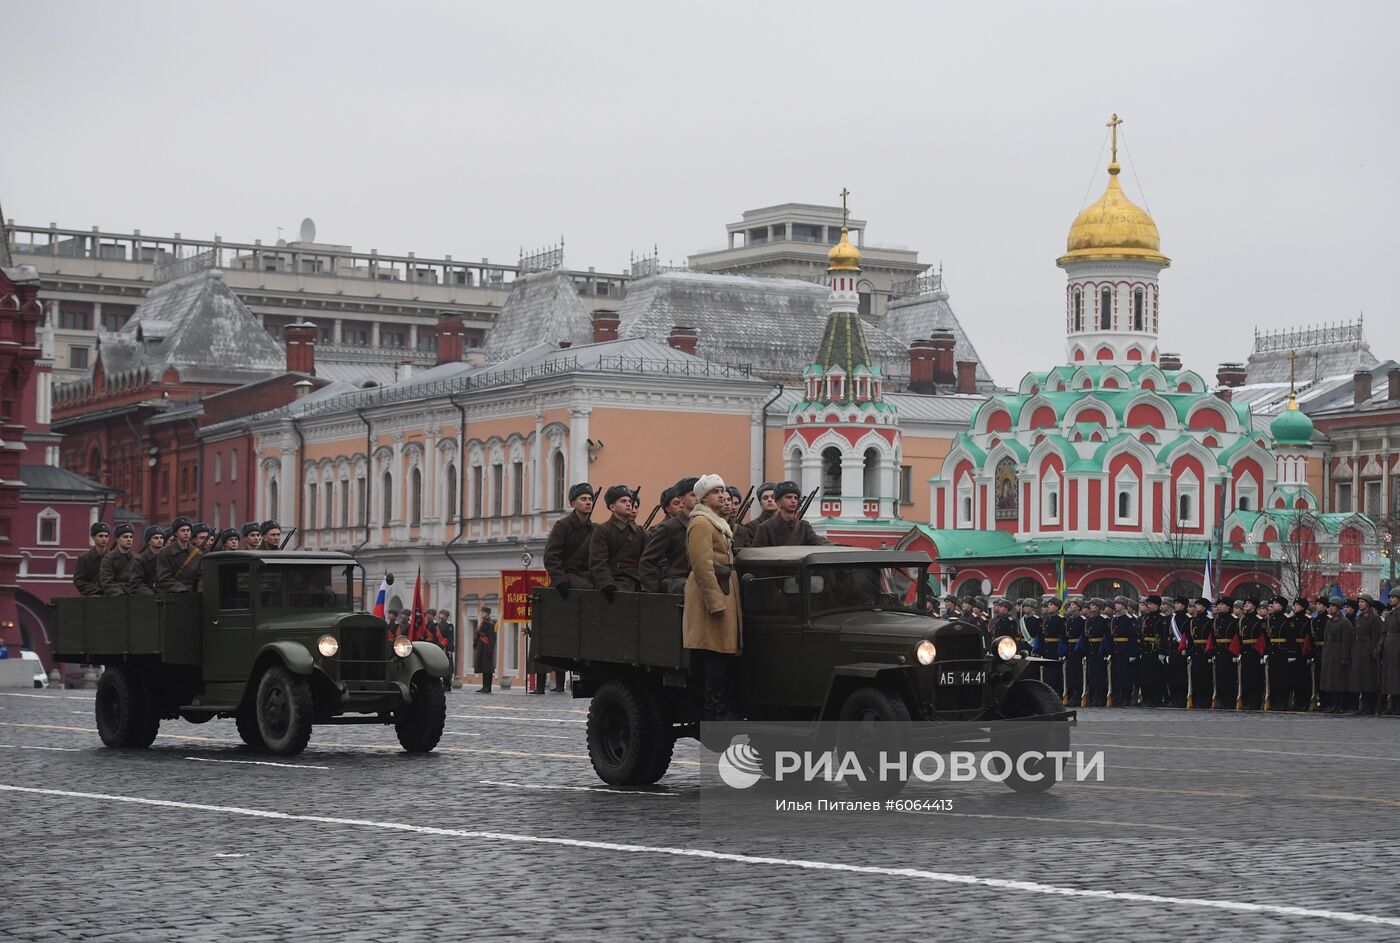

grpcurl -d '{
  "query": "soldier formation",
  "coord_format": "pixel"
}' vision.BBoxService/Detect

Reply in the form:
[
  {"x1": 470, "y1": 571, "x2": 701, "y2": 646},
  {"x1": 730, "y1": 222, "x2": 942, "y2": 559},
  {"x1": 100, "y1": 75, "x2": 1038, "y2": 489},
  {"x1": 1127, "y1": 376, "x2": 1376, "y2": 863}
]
[
  {"x1": 73, "y1": 518, "x2": 284, "y2": 597},
  {"x1": 940, "y1": 590, "x2": 1400, "y2": 715}
]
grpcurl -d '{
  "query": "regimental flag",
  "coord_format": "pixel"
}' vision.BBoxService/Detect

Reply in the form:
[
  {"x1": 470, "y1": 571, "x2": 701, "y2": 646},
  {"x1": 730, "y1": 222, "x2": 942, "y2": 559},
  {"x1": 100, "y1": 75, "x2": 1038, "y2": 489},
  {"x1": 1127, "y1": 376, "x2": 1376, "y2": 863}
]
[
  {"x1": 1203, "y1": 554, "x2": 1215, "y2": 602},
  {"x1": 409, "y1": 568, "x2": 426, "y2": 641},
  {"x1": 372, "y1": 576, "x2": 390, "y2": 620},
  {"x1": 1055, "y1": 549, "x2": 1068, "y2": 615}
]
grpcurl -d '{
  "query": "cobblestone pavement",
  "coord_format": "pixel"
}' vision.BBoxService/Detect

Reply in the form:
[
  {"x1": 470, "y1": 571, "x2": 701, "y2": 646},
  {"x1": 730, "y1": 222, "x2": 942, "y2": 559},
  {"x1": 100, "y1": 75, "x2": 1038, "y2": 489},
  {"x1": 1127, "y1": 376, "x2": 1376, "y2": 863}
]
[{"x1": 3, "y1": 688, "x2": 1400, "y2": 942}]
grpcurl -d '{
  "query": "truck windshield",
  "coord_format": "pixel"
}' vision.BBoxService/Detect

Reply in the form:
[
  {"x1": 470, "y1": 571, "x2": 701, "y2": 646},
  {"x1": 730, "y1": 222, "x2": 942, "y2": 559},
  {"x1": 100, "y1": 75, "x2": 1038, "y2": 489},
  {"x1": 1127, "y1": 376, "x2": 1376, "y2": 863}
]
[
  {"x1": 808, "y1": 564, "x2": 928, "y2": 617},
  {"x1": 257, "y1": 565, "x2": 352, "y2": 610}
]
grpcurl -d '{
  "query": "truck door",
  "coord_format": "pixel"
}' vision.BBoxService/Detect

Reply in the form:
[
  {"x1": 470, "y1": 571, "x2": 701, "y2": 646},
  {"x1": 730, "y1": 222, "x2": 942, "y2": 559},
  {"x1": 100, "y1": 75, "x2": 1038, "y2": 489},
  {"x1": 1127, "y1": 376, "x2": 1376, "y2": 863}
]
[
  {"x1": 738, "y1": 572, "x2": 806, "y2": 706},
  {"x1": 203, "y1": 562, "x2": 256, "y2": 687}
]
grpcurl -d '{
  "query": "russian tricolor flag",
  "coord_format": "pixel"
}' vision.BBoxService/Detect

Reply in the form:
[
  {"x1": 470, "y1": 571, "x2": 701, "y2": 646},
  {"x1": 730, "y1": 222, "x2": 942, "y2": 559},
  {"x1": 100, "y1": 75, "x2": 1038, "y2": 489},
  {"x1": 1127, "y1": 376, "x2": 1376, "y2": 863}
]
[{"x1": 372, "y1": 575, "x2": 390, "y2": 619}]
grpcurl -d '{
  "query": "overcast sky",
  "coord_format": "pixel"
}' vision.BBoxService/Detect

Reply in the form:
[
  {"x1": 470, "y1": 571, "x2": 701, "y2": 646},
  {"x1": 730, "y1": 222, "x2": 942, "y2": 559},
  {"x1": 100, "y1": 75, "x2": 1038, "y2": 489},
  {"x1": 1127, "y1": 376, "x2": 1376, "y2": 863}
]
[{"x1": 5, "y1": 0, "x2": 1397, "y2": 385}]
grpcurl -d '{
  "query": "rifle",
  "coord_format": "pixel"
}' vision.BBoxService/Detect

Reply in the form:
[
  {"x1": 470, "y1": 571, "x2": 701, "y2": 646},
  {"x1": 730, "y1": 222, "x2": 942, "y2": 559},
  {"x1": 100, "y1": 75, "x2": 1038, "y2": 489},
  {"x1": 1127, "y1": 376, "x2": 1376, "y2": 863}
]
[
  {"x1": 278, "y1": 528, "x2": 297, "y2": 550},
  {"x1": 733, "y1": 485, "x2": 755, "y2": 523},
  {"x1": 641, "y1": 503, "x2": 662, "y2": 530},
  {"x1": 797, "y1": 487, "x2": 820, "y2": 519}
]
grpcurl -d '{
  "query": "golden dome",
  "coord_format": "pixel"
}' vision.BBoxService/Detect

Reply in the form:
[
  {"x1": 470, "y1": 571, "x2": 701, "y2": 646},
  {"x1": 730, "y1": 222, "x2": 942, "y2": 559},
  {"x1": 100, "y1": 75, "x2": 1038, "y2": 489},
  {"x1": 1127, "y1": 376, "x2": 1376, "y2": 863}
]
[
  {"x1": 827, "y1": 226, "x2": 861, "y2": 271},
  {"x1": 1058, "y1": 161, "x2": 1169, "y2": 266}
]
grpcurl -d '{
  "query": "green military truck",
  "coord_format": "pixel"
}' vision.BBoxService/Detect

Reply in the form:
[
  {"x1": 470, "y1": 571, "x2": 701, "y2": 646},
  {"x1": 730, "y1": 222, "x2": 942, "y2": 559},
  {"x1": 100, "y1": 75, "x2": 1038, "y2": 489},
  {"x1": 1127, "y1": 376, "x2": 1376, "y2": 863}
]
[
  {"x1": 533, "y1": 547, "x2": 1074, "y2": 792},
  {"x1": 52, "y1": 551, "x2": 451, "y2": 757}
]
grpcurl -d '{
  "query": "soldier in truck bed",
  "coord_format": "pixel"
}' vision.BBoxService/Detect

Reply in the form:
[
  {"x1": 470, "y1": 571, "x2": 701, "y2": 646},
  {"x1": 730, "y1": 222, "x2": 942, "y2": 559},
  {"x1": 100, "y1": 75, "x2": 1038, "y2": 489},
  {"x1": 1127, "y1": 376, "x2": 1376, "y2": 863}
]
[
  {"x1": 128, "y1": 526, "x2": 165, "y2": 594},
  {"x1": 73, "y1": 522, "x2": 112, "y2": 596},
  {"x1": 639, "y1": 477, "x2": 696, "y2": 594},
  {"x1": 750, "y1": 481, "x2": 830, "y2": 548},
  {"x1": 98, "y1": 524, "x2": 137, "y2": 596},
  {"x1": 733, "y1": 482, "x2": 777, "y2": 549},
  {"x1": 589, "y1": 484, "x2": 645, "y2": 599},
  {"x1": 545, "y1": 484, "x2": 596, "y2": 597},
  {"x1": 155, "y1": 517, "x2": 203, "y2": 595}
]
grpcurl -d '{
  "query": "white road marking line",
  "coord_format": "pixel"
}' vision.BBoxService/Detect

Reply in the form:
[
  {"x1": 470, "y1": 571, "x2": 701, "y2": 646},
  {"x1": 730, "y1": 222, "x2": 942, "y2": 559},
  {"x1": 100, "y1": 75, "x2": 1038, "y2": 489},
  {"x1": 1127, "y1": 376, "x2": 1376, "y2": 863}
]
[
  {"x1": 1079, "y1": 739, "x2": 1400, "y2": 764},
  {"x1": 476, "y1": 704, "x2": 586, "y2": 715},
  {"x1": 0, "y1": 692, "x2": 68, "y2": 699},
  {"x1": 910, "y1": 808, "x2": 1190, "y2": 833},
  {"x1": 184, "y1": 757, "x2": 330, "y2": 771},
  {"x1": 2, "y1": 783, "x2": 1395, "y2": 929},
  {"x1": 450, "y1": 714, "x2": 584, "y2": 725},
  {"x1": 477, "y1": 779, "x2": 681, "y2": 798},
  {"x1": 441, "y1": 731, "x2": 483, "y2": 737},
  {"x1": 213, "y1": 853, "x2": 247, "y2": 858},
  {"x1": 0, "y1": 744, "x2": 80, "y2": 752}
]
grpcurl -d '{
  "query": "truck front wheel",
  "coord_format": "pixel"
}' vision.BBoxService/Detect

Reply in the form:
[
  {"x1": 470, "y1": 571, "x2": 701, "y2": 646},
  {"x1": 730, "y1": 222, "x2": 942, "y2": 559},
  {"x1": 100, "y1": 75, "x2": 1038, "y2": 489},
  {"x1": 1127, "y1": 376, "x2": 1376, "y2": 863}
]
[
  {"x1": 255, "y1": 665, "x2": 313, "y2": 756},
  {"x1": 835, "y1": 685, "x2": 911, "y2": 799},
  {"x1": 95, "y1": 665, "x2": 158, "y2": 749},
  {"x1": 990, "y1": 679, "x2": 1067, "y2": 794},
  {"x1": 396, "y1": 672, "x2": 447, "y2": 753},
  {"x1": 587, "y1": 680, "x2": 667, "y2": 786}
]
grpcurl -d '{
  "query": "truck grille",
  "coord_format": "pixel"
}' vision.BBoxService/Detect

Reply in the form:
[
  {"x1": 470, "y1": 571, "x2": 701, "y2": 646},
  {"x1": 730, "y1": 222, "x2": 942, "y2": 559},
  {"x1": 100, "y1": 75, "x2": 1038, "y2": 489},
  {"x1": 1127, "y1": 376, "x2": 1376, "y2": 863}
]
[
  {"x1": 929, "y1": 633, "x2": 987, "y2": 714},
  {"x1": 339, "y1": 625, "x2": 390, "y2": 682}
]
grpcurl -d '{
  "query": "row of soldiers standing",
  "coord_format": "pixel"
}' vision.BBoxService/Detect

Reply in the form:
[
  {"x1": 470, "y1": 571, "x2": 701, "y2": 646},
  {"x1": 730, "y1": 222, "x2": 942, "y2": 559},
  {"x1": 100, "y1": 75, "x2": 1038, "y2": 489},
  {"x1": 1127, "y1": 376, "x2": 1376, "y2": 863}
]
[
  {"x1": 944, "y1": 592, "x2": 1400, "y2": 714},
  {"x1": 72, "y1": 518, "x2": 285, "y2": 597}
]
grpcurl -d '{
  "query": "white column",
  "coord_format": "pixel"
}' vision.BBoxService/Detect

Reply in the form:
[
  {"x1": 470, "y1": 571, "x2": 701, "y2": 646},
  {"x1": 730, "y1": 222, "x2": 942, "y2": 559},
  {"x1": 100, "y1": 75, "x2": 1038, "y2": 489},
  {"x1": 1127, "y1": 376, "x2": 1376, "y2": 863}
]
[
  {"x1": 749, "y1": 410, "x2": 765, "y2": 491},
  {"x1": 881, "y1": 458, "x2": 899, "y2": 519},
  {"x1": 531, "y1": 413, "x2": 544, "y2": 515},
  {"x1": 391, "y1": 432, "x2": 404, "y2": 528},
  {"x1": 278, "y1": 441, "x2": 296, "y2": 524},
  {"x1": 840, "y1": 455, "x2": 864, "y2": 518},
  {"x1": 568, "y1": 407, "x2": 591, "y2": 486},
  {"x1": 800, "y1": 452, "x2": 821, "y2": 497}
]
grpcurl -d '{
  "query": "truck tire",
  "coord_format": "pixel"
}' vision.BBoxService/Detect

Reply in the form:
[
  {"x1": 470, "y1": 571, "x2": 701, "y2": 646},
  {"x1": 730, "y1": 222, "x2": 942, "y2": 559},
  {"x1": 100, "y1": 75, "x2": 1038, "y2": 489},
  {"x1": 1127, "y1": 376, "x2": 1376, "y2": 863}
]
[
  {"x1": 235, "y1": 706, "x2": 267, "y2": 751},
  {"x1": 396, "y1": 671, "x2": 447, "y2": 753},
  {"x1": 587, "y1": 680, "x2": 666, "y2": 786},
  {"x1": 255, "y1": 665, "x2": 313, "y2": 756},
  {"x1": 990, "y1": 679, "x2": 1066, "y2": 794},
  {"x1": 95, "y1": 665, "x2": 157, "y2": 749},
  {"x1": 836, "y1": 685, "x2": 911, "y2": 799}
]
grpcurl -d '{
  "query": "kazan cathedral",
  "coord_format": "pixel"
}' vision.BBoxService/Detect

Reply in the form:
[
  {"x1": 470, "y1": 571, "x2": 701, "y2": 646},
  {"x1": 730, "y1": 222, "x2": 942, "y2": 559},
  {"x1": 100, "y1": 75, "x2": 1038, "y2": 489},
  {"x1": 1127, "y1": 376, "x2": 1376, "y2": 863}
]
[{"x1": 898, "y1": 118, "x2": 1378, "y2": 602}]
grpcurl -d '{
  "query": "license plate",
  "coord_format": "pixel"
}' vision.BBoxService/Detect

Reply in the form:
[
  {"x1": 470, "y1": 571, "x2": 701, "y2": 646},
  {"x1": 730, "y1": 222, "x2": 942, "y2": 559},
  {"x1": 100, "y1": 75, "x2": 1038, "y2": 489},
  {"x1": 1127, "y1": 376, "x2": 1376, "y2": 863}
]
[{"x1": 938, "y1": 670, "x2": 985, "y2": 685}]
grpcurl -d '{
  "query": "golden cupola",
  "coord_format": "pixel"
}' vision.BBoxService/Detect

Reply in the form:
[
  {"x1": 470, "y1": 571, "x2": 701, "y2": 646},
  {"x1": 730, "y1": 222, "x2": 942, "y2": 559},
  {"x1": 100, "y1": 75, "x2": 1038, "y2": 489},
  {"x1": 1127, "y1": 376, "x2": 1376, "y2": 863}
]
[
  {"x1": 827, "y1": 226, "x2": 861, "y2": 272},
  {"x1": 1057, "y1": 115, "x2": 1169, "y2": 267}
]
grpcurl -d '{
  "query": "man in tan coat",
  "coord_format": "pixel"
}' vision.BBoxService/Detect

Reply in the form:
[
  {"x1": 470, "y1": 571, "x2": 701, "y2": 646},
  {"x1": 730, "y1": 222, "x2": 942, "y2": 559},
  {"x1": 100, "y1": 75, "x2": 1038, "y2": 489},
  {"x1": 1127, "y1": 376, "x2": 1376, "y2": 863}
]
[{"x1": 684, "y1": 474, "x2": 742, "y2": 721}]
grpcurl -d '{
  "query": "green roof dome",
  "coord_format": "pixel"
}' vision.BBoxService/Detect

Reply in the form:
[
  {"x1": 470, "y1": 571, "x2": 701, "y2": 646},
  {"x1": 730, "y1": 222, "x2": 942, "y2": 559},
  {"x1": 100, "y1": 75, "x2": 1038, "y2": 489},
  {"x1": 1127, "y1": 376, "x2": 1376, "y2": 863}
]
[{"x1": 1271, "y1": 401, "x2": 1314, "y2": 447}]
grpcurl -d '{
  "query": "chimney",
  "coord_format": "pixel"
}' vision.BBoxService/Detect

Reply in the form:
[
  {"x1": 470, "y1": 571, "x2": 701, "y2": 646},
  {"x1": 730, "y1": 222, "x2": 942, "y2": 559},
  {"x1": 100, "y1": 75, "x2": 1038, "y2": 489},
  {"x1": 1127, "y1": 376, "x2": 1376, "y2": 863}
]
[
  {"x1": 398, "y1": 359, "x2": 414, "y2": 381},
  {"x1": 667, "y1": 326, "x2": 699, "y2": 355},
  {"x1": 1216, "y1": 362, "x2": 1246, "y2": 388},
  {"x1": 1159, "y1": 352, "x2": 1183, "y2": 371},
  {"x1": 293, "y1": 379, "x2": 314, "y2": 400},
  {"x1": 955, "y1": 360, "x2": 977, "y2": 395},
  {"x1": 1354, "y1": 370, "x2": 1373, "y2": 406},
  {"x1": 908, "y1": 339, "x2": 936, "y2": 395},
  {"x1": 591, "y1": 309, "x2": 620, "y2": 343},
  {"x1": 1216, "y1": 387, "x2": 1233, "y2": 403},
  {"x1": 283, "y1": 321, "x2": 317, "y2": 376},
  {"x1": 1388, "y1": 368, "x2": 1400, "y2": 402},
  {"x1": 435, "y1": 313, "x2": 464, "y2": 366},
  {"x1": 929, "y1": 329, "x2": 956, "y2": 387},
  {"x1": 465, "y1": 348, "x2": 487, "y2": 367}
]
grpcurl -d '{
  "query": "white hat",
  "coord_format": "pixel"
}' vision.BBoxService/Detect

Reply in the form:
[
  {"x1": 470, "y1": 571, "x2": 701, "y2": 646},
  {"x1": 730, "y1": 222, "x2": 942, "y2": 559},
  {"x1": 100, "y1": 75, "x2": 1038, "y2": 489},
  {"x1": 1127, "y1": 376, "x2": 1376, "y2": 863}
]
[{"x1": 693, "y1": 473, "x2": 726, "y2": 498}]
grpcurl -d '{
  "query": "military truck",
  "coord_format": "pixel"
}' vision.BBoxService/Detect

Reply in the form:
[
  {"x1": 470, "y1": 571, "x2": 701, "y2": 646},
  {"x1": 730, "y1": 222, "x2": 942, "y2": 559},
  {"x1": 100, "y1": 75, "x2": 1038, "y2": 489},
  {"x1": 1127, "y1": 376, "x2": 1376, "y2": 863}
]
[
  {"x1": 533, "y1": 547, "x2": 1074, "y2": 793},
  {"x1": 52, "y1": 551, "x2": 451, "y2": 757}
]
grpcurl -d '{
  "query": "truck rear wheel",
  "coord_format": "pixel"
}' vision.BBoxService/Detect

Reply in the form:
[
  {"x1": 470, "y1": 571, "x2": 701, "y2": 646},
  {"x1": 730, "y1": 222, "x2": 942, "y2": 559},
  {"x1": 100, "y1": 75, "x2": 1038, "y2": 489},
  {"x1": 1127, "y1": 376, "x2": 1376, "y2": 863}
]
[
  {"x1": 255, "y1": 665, "x2": 313, "y2": 756},
  {"x1": 587, "y1": 680, "x2": 667, "y2": 786},
  {"x1": 95, "y1": 665, "x2": 159, "y2": 749},
  {"x1": 396, "y1": 671, "x2": 447, "y2": 753}
]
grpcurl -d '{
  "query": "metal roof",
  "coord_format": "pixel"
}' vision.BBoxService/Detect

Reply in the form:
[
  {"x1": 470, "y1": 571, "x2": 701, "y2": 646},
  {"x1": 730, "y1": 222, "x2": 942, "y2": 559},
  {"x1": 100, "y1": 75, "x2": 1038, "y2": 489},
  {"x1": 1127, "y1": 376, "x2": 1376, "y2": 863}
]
[
  {"x1": 880, "y1": 286, "x2": 995, "y2": 390},
  {"x1": 20, "y1": 464, "x2": 115, "y2": 495},
  {"x1": 484, "y1": 270, "x2": 594, "y2": 361}
]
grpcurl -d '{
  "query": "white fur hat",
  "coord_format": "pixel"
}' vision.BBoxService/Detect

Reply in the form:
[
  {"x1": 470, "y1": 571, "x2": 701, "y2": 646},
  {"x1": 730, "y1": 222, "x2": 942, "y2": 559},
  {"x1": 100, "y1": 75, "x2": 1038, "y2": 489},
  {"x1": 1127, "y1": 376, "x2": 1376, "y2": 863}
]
[{"x1": 693, "y1": 473, "x2": 726, "y2": 499}]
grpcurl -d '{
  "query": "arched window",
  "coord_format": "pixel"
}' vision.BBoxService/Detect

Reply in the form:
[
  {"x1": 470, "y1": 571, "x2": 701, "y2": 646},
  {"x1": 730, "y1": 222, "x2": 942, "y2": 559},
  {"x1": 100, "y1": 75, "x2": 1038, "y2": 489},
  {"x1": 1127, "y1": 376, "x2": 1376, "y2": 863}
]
[
  {"x1": 340, "y1": 479, "x2": 350, "y2": 527},
  {"x1": 1041, "y1": 468, "x2": 1061, "y2": 525},
  {"x1": 956, "y1": 480, "x2": 974, "y2": 528},
  {"x1": 1084, "y1": 577, "x2": 1139, "y2": 600},
  {"x1": 268, "y1": 479, "x2": 279, "y2": 521},
  {"x1": 306, "y1": 479, "x2": 318, "y2": 530},
  {"x1": 1007, "y1": 577, "x2": 1043, "y2": 601},
  {"x1": 1099, "y1": 286, "x2": 1112, "y2": 330},
  {"x1": 382, "y1": 470, "x2": 393, "y2": 524},
  {"x1": 551, "y1": 451, "x2": 566, "y2": 510},
  {"x1": 1073, "y1": 289, "x2": 1083, "y2": 332},
  {"x1": 410, "y1": 467, "x2": 423, "y2": 525},
  {"x1": 821, "y1": 447, "x2": 842, "y2": 496},
  {"x1": 862, "y1": 448, "x2": 879, "y2": 498},
  {"x1": 1178, "y1": 492, "x2": 1192, "y2": 523},
  {"x1": 1115, "y1": 468, "x2": 1139, "y2": 524},
  {"x1": 446, "y1": 463, "x2": 458, "y2": 521},
  {"x1": 1133, "y1": 288, "x2": 1145, "y2": 331}
]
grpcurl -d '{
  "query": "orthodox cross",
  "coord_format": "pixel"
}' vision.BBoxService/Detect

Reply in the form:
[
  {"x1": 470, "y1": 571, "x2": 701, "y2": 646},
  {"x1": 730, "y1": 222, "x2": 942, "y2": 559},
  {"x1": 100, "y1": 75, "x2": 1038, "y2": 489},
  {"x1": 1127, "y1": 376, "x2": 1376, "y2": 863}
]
[
  {"x1": 839, "y1": 188, "x2": 850, "y2": 229},
  {"x1": 1106, "y1": 113, "x2": 1122, "y2": 163},
  {"x1": 1288, "y1": 350, "x2": 1298, "y2": 400}
]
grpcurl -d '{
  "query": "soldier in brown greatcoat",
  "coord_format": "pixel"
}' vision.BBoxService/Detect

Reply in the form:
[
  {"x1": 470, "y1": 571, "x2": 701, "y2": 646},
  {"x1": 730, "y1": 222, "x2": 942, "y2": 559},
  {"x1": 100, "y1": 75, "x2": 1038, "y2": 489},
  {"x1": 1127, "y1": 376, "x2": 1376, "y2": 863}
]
[
  {"x1": 72, "y1": 522, "x2": 112, "y2": 596},
  {"x1": 733, "y1": 482, "x2": 777, "y2": 550},
  {"x1": 534, "y1": 483, "x2": 596, "y2": 694},
  {"x1": 640, "y1": 478, "x2": 696, "y2": 594},
  {"x1": 128, "y1": 526, "x2": 166, "y2": 594},
  {"x1": 1380, "y1": 600, "x2": 1400, "y2": 715},
  {"x1": 588, "y1": 485, "x2": 645, "y2": 599},
  {"x1": 155, "y1": 517, "x2": 202, "y2": 594},
  {"x1": 750, "y1": 481, "x2": 829, "y2": 548},
  {"x1": 97, "y1": 524, "x2": 137, "y2": 596},
  {"x1": 1350, "y1": 594, "x2": 1384, "y2": 714},
  {"x1": 1319, "y1": 595, "x2": 1353, "y2": 713}
]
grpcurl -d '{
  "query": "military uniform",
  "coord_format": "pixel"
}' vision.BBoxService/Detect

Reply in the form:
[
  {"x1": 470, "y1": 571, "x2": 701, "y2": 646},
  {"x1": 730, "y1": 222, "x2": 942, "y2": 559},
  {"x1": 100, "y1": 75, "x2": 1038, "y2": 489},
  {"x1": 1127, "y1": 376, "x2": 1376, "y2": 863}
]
[
  {"x1": 1039, "y1": 603, "x2": 1065, "y2": 699},
  {"x1": 98, "y1": 549, "x2": 135, "y2": 596},
  {"x1": 1379, "y1": 605, "x2": 1400, "y2": 714},
  {"x1": 73, "y1": 541, "x2": 108, "y2": 597},
  {"x1": 1320, "y1": 602, "x2": 1353, "y2": 712},
  {"x1": 750, "y1": 512, "x2": 829, "y2": 548},
  {"x1": 1109, "y1": 601, "x2": 1138, "y2": 706},
  {"x1": 589, "y1": 515, "x2": 646, "y2": 594},
  {"x1": 639, "y1": 512, "x2": 690, "y2": 593},
  {"x1": 1187, "y1": 602, "x2": 1215, "y2": 708},
  {"x1": 1266, "y1": 599, "x2": 1297, "y2": 710},
  {"x1": 1238, "y1": 604, "x2": 1267, "y2": 710},
  {"x1": 1063, "y1": 605, "x2": 1086, "y2": 706},
  {"x1": 733, "y1": 509, "x2": 774, "y2": 550},
  {"x1": 1212, "y1": 604, "x2": 1240, "y2": 709},
  {"x1": 1016, "y1": 602, "x2": 1042, "y2": 682},
  {"x1": 1161, "y1": 601, "x2": 1190, "y2": 707},
  {"x1": 1085, "y1": 604, "x2": 1110, "y2": 707},
  {"x1": 155, "y1": 539, "x2": 202, "y2": 594},
  {"x1": 1136, "y1": 597, "x2": 1165, "y2": 706},
  {"x1": 543, "y1": 511, "x2": 595, "y2": 591},
  {"x1": 474, "y1": 612, "x2": 498, "y2": 693},
  {"x1": 129, "y1": 548, "x2": 161, "y2": 594},
  {"x1": 1350, "y1": 600, "x2": 1383, "y2": 713}
]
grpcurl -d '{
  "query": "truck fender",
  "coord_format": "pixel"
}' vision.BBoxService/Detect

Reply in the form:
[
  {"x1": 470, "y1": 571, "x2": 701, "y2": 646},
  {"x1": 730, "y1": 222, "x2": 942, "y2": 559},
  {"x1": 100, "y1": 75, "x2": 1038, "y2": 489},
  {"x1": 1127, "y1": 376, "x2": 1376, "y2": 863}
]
[
  {"x1": 257, "y1": 640, "x2": 315, "y2": 675},
  {"x1": 821, "y1": 664, "x2": 921, "y2": 720},
  {"x1": 403, "y1": 640, "x2": 452, "y2": 680}
]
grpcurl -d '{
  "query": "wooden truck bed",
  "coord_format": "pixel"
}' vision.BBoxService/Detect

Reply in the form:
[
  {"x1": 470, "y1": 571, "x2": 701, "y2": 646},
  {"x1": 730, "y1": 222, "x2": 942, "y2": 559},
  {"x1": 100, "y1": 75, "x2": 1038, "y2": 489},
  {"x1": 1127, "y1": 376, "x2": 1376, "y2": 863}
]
[
  {"x1": 531, "y1": 588, "x2": 689, "y2": 670},
  {"x1": 52, "y1": 595, "x2": 202, "y2": 666}
]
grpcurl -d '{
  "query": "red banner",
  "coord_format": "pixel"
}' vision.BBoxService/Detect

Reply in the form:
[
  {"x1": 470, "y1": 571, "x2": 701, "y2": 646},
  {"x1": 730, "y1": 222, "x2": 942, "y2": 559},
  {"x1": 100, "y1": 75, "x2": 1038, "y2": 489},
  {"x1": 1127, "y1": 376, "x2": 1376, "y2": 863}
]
[{"x1": 500, "y1": 570, "x2": 551, "y2": 622}]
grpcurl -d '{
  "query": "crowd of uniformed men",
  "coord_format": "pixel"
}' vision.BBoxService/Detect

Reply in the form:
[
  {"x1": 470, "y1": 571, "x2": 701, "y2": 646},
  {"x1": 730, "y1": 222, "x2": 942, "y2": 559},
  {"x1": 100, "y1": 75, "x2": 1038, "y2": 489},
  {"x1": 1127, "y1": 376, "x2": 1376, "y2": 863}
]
[
  {"x1": 71, "y1": 518, "x2": 284, "y2": 597},
  {"x1": 948, "y1": 591, "x2": 1400, "y2": 715}
]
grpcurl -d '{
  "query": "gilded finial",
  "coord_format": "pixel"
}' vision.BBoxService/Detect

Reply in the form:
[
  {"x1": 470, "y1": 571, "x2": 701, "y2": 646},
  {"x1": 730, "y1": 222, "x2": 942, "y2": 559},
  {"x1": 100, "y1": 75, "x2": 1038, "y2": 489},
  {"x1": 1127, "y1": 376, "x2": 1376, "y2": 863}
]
[
  {"x1": 1106, "y1": 113, "x2": 1122, "y2": 174},
  {"x1": 1287, "y1": 350, "x2": 1299, "y2": 409}
]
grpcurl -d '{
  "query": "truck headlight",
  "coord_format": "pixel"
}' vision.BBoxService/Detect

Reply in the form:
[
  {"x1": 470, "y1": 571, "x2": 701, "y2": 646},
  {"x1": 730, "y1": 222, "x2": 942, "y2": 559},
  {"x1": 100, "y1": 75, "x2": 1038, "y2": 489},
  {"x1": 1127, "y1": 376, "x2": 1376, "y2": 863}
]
[
  {"x1": 317, "y1": 635, "x2": 339, "y2": 657},
  {"x1": 994, "y1": 636, "x2": 1019, "y2": 661},
  {"x1": 915, "y1": 640, "x2": 937, "y2": 665},
  {"x1": 392, "y1": 635, "x2": 414, "y2": 658}
]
